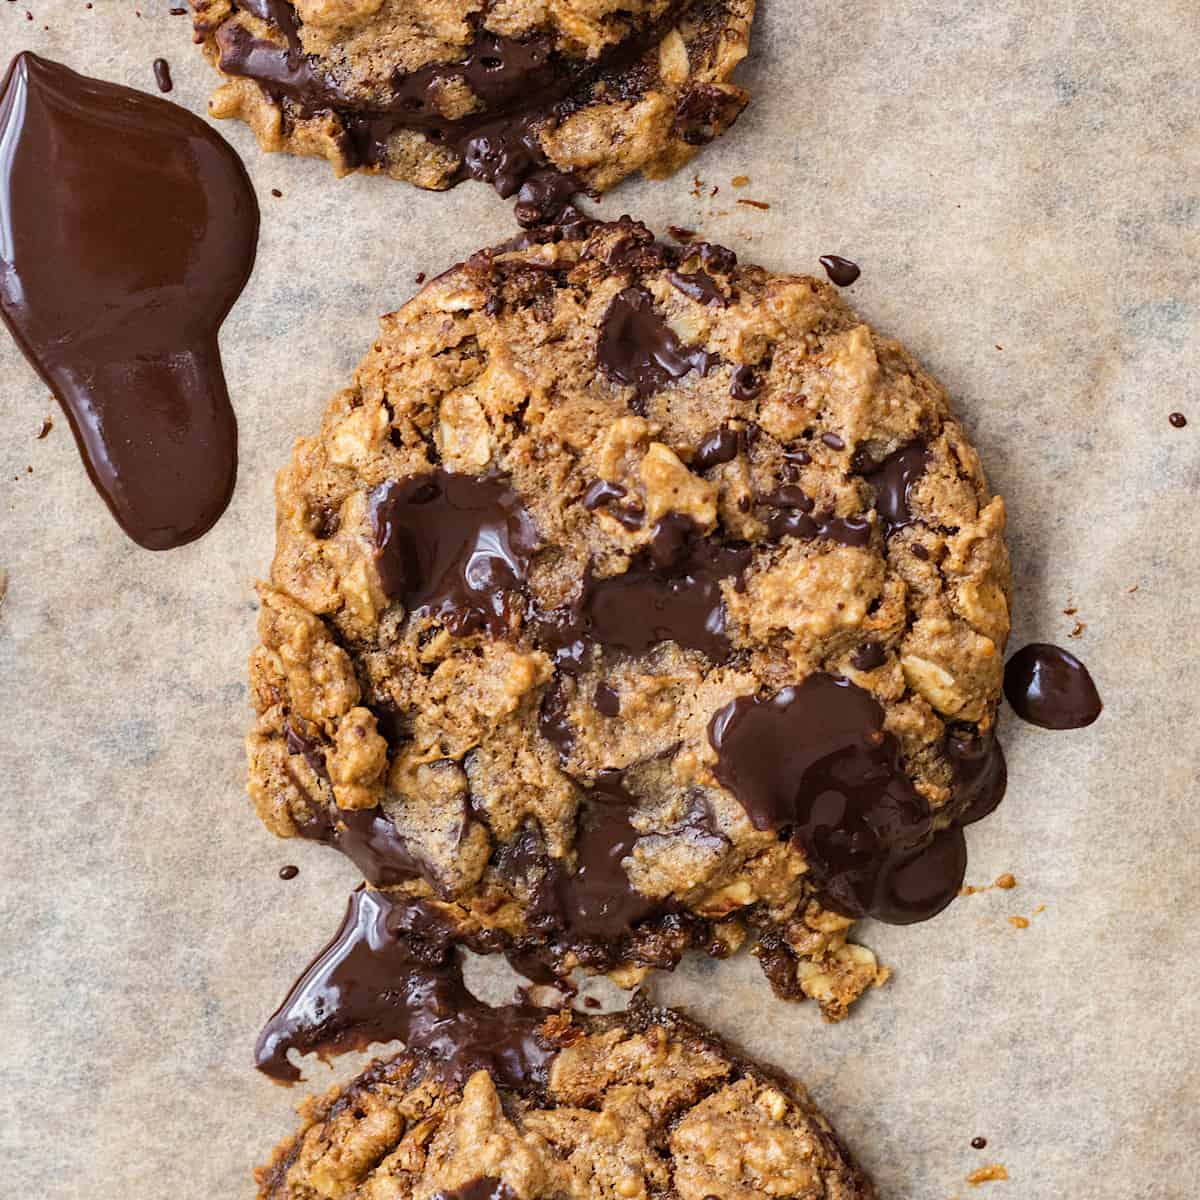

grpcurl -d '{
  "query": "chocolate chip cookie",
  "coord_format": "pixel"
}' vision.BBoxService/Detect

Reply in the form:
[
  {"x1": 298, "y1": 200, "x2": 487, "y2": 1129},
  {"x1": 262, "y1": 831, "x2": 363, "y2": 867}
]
[
  {"x1": 190, "y1": 0, "x2": 753, "y2": 216},
  {"x1": 245, "y1": 214, "x2": 1010, "y2": 1019},
  {"x1": 256, "y1": 994, "x2": 874, "y2": 1199}
]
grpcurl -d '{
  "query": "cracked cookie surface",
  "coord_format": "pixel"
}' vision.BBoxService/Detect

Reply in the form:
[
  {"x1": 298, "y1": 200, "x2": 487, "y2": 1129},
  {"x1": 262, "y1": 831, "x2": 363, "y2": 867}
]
[
  {"x1": 256, "y1": 999, "x2": 875, "y2": 1200},
  {"x1": 190, "y1": 0, "x2": 754, "y2": 204},
  {"x1": 245, "y1": 215, "x2": 1011, "y2": 1019}
]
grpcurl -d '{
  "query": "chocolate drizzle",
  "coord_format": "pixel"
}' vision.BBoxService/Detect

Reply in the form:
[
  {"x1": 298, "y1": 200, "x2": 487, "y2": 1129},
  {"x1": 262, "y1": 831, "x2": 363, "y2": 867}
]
[
  {"x1": 538, "y1": 516, "x2": 750, "y2": 667},
  {"x1": 369, "y1": 471, "x2": 540, "y2": 637},
  {"x1": 597, "y1": 287, "x2": 717, "y2": 409},
  {"x1": 255, "y1": 888, "x2": 557, "y2": 1085},
  {"x1": 1003, "y1": 644, "x2": 1102, "y2": 730},
  {"x1": 708, "y1": 674, "x2": 972, "y2": 924},
  {"x1": 0, "y1": 54, "x2": 258, "y2": 549},
  {"x1": 863, "y1": 442, "x2": 930, "y2": 534}
]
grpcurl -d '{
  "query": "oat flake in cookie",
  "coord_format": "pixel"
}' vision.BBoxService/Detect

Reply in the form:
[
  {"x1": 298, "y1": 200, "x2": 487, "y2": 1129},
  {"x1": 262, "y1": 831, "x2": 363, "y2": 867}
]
[
  {"x1": 255, "y1": 997, "x2": 875, "y2": 1199},
  {"x1": 245, "y1": 215, "x2": 1011, "y2": 1019},
  {"x1": 190, "y1": 0, "x2": 754, "y2": 212}
]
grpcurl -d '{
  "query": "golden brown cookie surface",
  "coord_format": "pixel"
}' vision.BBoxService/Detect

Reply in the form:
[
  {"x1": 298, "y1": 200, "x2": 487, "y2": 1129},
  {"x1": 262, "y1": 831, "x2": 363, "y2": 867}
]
[
  {"x1": 245, "y1": 216, "x2": 1011, "y2": 1018},
  {"x1": 256, "y1": 1000, "x2": 875, "y2": 1200},
  {"x1": 190, "y1": 0, "x2": 754, "y2": 204}
]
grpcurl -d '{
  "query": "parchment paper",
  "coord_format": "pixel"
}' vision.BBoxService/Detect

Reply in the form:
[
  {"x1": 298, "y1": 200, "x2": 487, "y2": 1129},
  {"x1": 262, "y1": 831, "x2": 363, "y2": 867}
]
[{"x1": 2, "y1": 2, "x2": 1198, "y2": 1196}]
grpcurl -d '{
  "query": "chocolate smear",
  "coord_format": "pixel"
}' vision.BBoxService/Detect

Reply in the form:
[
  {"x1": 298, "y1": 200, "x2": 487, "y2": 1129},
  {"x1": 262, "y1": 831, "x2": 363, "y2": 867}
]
[
  {"x1": 694, "y1": 426, "x2": 741, "y2": 470},
  {"x1": 709, "y1": 673, "x2": 970, "y2": 924},
  {"x1": 369, "y1": 471, "x2": 540, "y2": 637},
  {"x1": 255, "y1": 888, "x2": 557, "y2": 1086},
  {"x1": 0, "y1": 53, "x2": 258, "y2": 549},
  {"x1": 1003, "y1": 643, "x2": 1102, "y2": 730},
  {"x1": 758, "y1": 486, "x2": 873, "y2": 548},
  {"x1": 597, "y1": 287, "x2": 717, "y2": 409},
  {"x1": 819, "y1": 255, "x2": 861, "y2": 286}
]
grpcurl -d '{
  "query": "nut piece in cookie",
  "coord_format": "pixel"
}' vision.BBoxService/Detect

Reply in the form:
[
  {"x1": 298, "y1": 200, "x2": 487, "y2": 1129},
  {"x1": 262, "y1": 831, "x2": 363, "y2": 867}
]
[
  {"x1": 190, "y1": 0, "x2": 755, "y2": 212},
  {"x1": 245, "y1": 214, "x2": 1011, "y2": 1019},
  {"x1": 255, "y1": 995, "x2": 875, "y2": 1200}
]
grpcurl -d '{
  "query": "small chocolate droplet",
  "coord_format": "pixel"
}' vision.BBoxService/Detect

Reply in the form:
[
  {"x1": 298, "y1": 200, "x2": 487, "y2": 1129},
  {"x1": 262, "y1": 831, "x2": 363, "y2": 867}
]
[
  {"x1": 152, "y1": 58, "x2": 173, "y2": 93},
  {"x1": 972, "y1": 1137, "x2": 988, "y2": 1150},
  {"x1": 1169, "y1": 411, "x2": 1187, "y2": 428},
  {"x1": 279, "y1": 864, "x2": 299, "y2": 880},
  {"x1": 1003, "y1": 643, "x2": 1102, "y2": 730},
  {"x1": 822, "y1": 432, "x2": 846, "y2": 451},
  {"x1": 819, "y1": 254, "x2": 861, "y2": 286}
]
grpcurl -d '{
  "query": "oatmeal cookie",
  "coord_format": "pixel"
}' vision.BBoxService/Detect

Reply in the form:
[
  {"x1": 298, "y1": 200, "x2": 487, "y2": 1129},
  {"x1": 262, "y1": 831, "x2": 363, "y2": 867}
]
[
  {"x1": 256, "y1": 995, "x2": 874, "y2": 1199},
  {"x1": 190, "y1": 0, "x2": 753, "y2": 213},
  {"x1": 245, "y1": 214, "x2": 1010, "y2": 1018}
]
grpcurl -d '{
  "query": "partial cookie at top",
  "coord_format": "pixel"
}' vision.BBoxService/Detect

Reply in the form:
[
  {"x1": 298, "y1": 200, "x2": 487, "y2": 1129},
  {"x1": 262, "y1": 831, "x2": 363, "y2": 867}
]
[
  {"x1": 189, "y1": 0, "x2": 754, "y2": 208},
  {"x1": 245, "y1": 214, "x2": 1011, "y2": 1019},
  {"x1": 256, "y1": 998, "x2": 875, "y2": 1200}
]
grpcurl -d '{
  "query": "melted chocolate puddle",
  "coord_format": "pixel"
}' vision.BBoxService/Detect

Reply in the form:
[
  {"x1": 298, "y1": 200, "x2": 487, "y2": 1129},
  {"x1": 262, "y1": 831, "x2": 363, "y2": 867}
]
[
  {"x1": 1003, "y1": 643, "x2": 1102, "y2": 729},
  {"x1": 0, "y1": 53, "x2": 258, "y2": 550},
  {"x1": 256, "y1": 888, "x2": 557, "y2": 1086},
  {"x1": 597, "y1": 287, "x2": 717, "y2": 409},
  {"x1": 709, "y1": 673, "x2": 987, "y2": 924},
  {"x1": 369, "y1": 471, "x2": 540, "y2": 637}
]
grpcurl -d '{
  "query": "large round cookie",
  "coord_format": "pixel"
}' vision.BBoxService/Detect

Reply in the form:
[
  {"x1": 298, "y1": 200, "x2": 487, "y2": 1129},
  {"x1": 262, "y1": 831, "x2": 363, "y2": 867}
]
[
  {"x1": 256, "y1": 998, "x2": 874, "y2": 1200},
  {"x1": 190, "y1": 0, "x2": 753, "y2": 209},
  {"x1": 245, "y1": 215, "x2": 1011, "y2": 1019}
]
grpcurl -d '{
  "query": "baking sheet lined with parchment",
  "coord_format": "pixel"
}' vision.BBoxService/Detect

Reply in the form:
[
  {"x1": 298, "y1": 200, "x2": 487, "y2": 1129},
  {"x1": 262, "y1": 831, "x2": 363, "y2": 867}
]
[{"x1": 1, "y1": 2, "x2": 1198, "y2": 1197}]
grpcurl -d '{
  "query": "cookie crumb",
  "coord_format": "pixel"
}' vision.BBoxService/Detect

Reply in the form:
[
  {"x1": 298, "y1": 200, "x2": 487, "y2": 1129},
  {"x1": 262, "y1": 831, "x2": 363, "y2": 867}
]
[
  {"x1": 994, "y1": 873, "x2": 1017, "y2": 889},
  {"x1": 731, "y1": 174, "x2": 750, "y2": 187},
  {"x1": 737, "y1": 198, "x2": 770, "y2": 210},
  {"x1": 968, "y1": 1165, "x2": 1009, "y2": 1186},
  {"x1": 36, "y1": 416, "x2": 52, "y2": 438},
  {"x1": 1007, "y1": 916, "x2": 1029, "y2": 929},
  {"x1": 270, "y1": 188, "x2": 282, "y2": 198}
]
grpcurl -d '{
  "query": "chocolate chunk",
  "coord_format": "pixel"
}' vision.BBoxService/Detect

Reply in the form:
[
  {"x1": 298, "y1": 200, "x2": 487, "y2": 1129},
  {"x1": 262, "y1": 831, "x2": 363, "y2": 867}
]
[
  {"x1": 709, "y1": 674, "x2": 967, "y2": 923},
  {"x1": 822, "y1": 432, "x2": 846, "y2": 450},
  {"x1": 850, "y1": 642, "x2": 887, "y2": 671},
  {"x1": 1003, "y1": 643, "x2": 1102, "y2": 730},
  {"x1": 255, "y1": 889, "x2": 556, "y2": 1086},
  {"x1": 151, "y1": 57, "x2": 172, "y2": 92},
  {"x1": 729, "y1": 364, "x2": 761, "y2": 400},
  {"x1": 435, "y1": 1181, "x2": 517, "y2": 1200},
  {"x1": 0, "y1": 54, "x2": 257, "y2": 549},
  {"x1": 284, "y1": 718, "x2": 328, "y2": 779},
  {"x1": 675, "y1": 83, "x2": 744, "y2": 145},
  {"x1": 594, "y1": 683, "x2": 621, "y2": 716},
  {"x1": 667, "y1": 269, "x2": 727, "y2": 307},
  {"x1": 582, "y1": 479, "x2": 645, "y2": 530},
  {"x1": 694, "y1": 425, "x2": 741, "y2": 470},
  {"x1": 758, "y1": 487, "x2": 873, "y2": 548},
  {"x1": 819, "y1": 255, "x2": 861, "y2": 286},
  {"x1": 369, "y1": 471, "x2": 540, "y2": 637},
  {"x1": 864, "y1": 442, "x2": 930, "y2": 534},
  {"x1": 597, "y1": 287, "x2": 717, "y2": 407}
]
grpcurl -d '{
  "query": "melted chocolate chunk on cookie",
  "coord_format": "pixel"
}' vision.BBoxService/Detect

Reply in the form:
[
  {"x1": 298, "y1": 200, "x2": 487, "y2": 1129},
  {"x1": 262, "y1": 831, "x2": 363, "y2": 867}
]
[
  {"x1": 370, "y1": 471, "x2": 540, "y2": 636},
  {"x1": 256, "y1": 888, "x2": 556, "y2": 1086},
  {"x1": 597, "y1": 287, "x2": 718, "y2": 409},
  {"x1": 709, "y1": 674, "x2": 968, "y2": 923},
  {"x1": 694, "y1": 425, "x2": 742, "y2": 469},
  {"x1": 554, "y1": 771, "x2": 663, "y2": 942},
  {"x1": 582, "y1": 479, "x2": 646, "y2": 530},
  {"x1": 1004, "y1": 643, "x2": 1102, "y2": 729},
  {"x1": 863, "y1": 442, "x2": 930, "y2": 534},
  {"x1": 758, "y1": 486, "x2": 873, "y2": 547},
  {"x1": 435, "y1": 1181, "x2": 517, "y2": 1200},
  {"x1": 0, "y1": 53, "x2": 257, "y2": 550},
  {"x1": 946, "y1": 729, "x2": 1008, "y2": 824},
  {"x1": 667, "y1": 268, "x2": 728, "y2": 307},
  {"x1": 539, "y1": 516, "x2": 750, "y2": 667}
]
